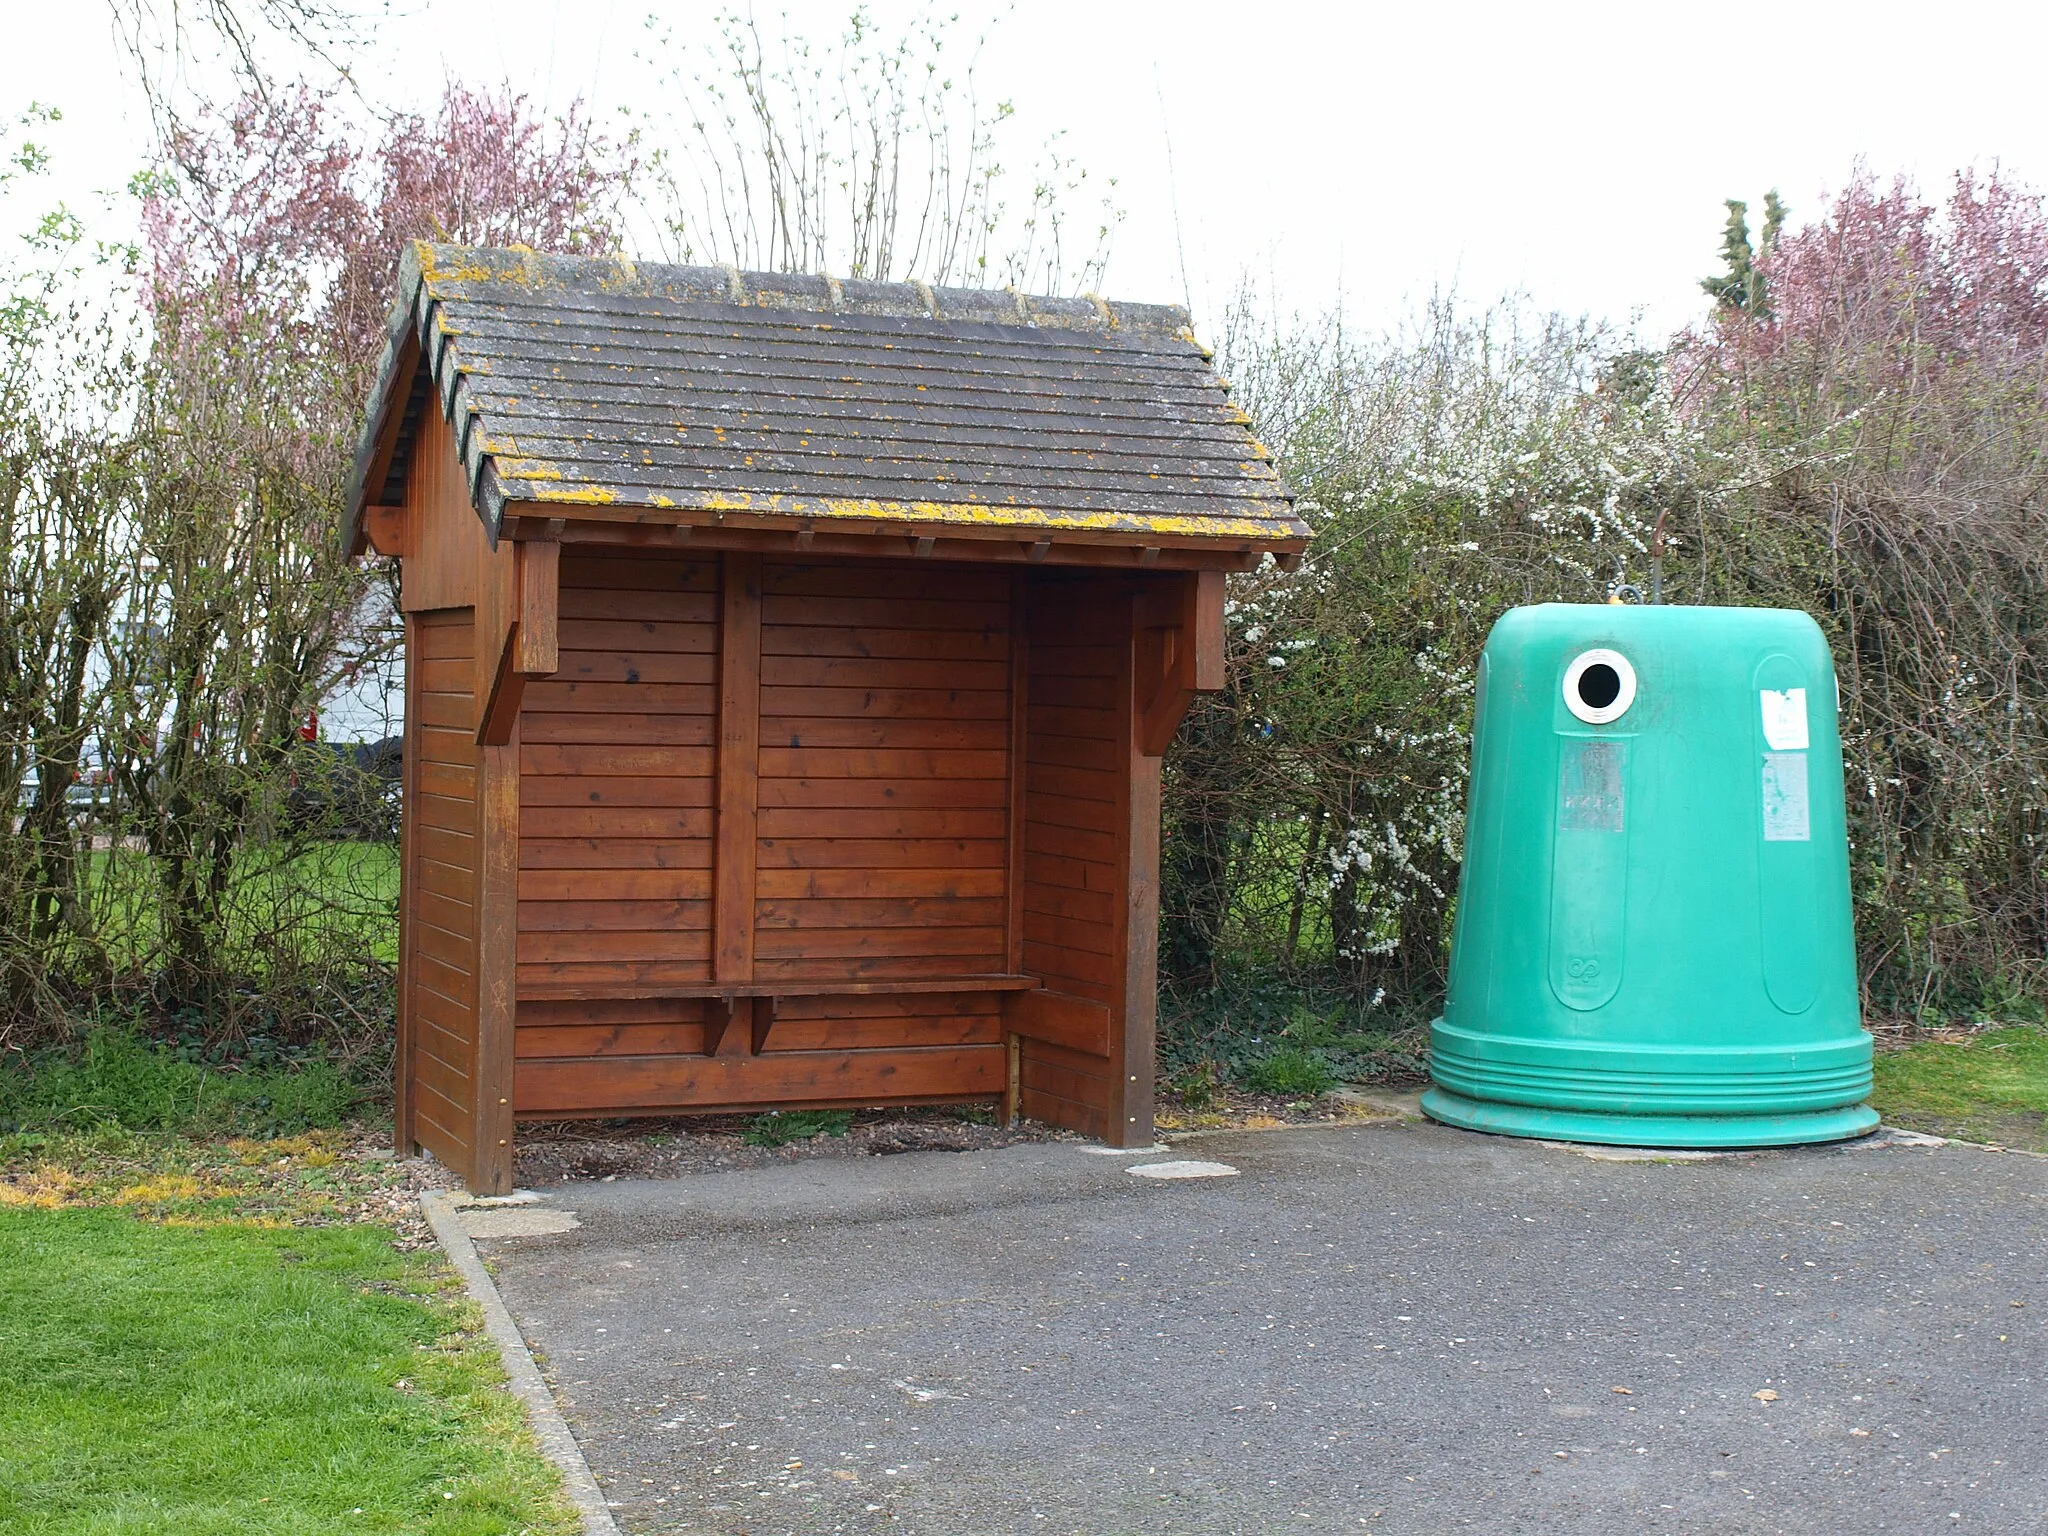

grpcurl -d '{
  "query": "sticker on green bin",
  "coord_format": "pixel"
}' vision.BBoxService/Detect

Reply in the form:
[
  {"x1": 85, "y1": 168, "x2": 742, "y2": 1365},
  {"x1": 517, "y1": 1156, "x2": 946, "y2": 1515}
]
[
  {"x1": 1760, "y1": 687, "x2": 1809, "y2": 750},
  {"x1": 1761, "y1": 753, "x2": 1810, "y2": 841}
]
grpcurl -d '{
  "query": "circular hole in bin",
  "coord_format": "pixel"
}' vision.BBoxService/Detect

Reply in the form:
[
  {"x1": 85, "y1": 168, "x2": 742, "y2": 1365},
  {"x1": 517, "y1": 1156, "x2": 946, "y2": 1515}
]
[
  {"x1": 1577, "y1": 663, "x2": 1623, "y2": 711},
  {"x1": 1562, "y1": 648, "x2": 1636, "y2": 725}
]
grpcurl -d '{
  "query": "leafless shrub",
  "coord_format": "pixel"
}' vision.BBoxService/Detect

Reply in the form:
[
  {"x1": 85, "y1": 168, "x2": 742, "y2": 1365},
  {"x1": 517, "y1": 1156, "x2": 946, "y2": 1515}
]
[{"x1": 632, "y1": 5, "x2": 1119, "y2": 292}]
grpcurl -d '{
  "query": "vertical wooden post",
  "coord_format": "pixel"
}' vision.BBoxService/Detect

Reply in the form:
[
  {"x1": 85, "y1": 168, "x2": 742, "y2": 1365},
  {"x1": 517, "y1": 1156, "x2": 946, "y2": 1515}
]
[
  {"x1": 471, "y1": 718, "x2": 520, "y2": 1196},
  {"x1": 514, "y1": 539, "x2": 560, "y2": 675},
  {"x1": 715, "y1": 553, "x2": 763, "y2": 985},
  {"x1": 1004, "y1": 570, "x2": 1030, "y2": 977},
  {"x1": 1110, "y1": 589, "x2": 1160, "y2": 1147},
  {"x1": 393, "y1": 615, "x2": 421, "y2": 1157},
  {"x1": 1001, "y1": 571, "x2": 1030, "y2": 1125}
]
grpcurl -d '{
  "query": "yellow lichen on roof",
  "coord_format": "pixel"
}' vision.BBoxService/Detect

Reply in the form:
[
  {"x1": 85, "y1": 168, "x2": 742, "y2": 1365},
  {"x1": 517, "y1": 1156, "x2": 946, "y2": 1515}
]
[
  {"x1": 686, "y1": 491, "x2": 1294, "y2": 541},
  {"x1": 495, "y1": 457, "x2": 567, "y2": 481}
]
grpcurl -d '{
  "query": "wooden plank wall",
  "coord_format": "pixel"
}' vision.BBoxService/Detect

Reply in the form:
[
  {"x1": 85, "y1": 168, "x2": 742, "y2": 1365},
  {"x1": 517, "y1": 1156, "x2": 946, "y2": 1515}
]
[
  {"x1": 513, "y1": 551, "x2": 720, "y2": 1066},
  {"x1": 1018, "y1": 575, "x2": 1132, "y2": 1140},
  {"x1": 403, "y1": 609, "x2": 483, "y2": 1180},
  {"x1": 756, "y1": 562, "x2": 1012, "y2": 982},
  {"x1": 509, "y1": 555, "x2": 1009, "y2": 1117}
]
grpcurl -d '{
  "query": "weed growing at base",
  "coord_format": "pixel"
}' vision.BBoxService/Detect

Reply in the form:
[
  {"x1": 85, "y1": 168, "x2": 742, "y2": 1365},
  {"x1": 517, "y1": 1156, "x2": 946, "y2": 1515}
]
[
  {"x1": 743, "y1": 1109, "x2": 854, "y2": 1147},
  {"x1": 1160, "y1": 973, "x2": 1430, "y2": 1105}
]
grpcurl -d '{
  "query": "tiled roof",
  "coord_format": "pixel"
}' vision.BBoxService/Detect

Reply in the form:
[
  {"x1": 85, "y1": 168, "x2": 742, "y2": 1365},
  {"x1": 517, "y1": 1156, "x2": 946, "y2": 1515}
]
[{"x1": 344, "y1": 242, "x2": 1303, "y2": 553}]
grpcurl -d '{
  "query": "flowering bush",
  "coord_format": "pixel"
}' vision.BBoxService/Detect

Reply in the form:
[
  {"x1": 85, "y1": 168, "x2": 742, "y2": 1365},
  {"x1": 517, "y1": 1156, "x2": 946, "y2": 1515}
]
[{"x1": 1166, "y1": 171, "x2": 2048, "y2": 1034}]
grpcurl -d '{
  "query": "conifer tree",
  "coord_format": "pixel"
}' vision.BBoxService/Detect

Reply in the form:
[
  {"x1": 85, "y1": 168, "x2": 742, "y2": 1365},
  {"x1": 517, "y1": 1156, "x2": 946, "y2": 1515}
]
[{"x1": 1702, "y1": 191, "x2": 1786, "y2": 316}]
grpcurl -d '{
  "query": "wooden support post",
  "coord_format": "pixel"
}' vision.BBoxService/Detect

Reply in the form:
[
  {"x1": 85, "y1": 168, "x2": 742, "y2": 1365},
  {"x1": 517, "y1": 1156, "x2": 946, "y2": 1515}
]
[
  {"x1": 472, "y1": 717, "x2": 520, "y2": 1195},
  {"x1": 1135, "y1": 570, "x2": 1225, "y2": 756},
  {"x1": 749, "y1": 995, "x2": 776, "y2": 1056},
  {"x1": 393, "y1": 615, "x2": 421, "y2": 1157},
  {"x1": 1005, "y1": 571, "x2": 1030, "y2": 977},
  {"x1": 479, "y1": 538, "x2": 561, "y2": 745},
  {"x1": 1117, "y1": 738, "x2": 1163, "y2": 1146},
  {"x1": 515, "y1": 539, "x2": 559, "y2": 675},
  {"x1": 1108, "y1": 591, "x2": 1160, "y2": 1146},
  {"x1": 1002, "y1": 571, "x2": 1030, "y2": 1127},
  {"x1": 704, "y1": 997, "x2": 754, "y2": 1058},
  {"x1": 702, "y1": 999, "x2": 728, "y2": 1057},
  {"x1": 714, "y1": 553, "x2": 763, "y2": 985},
  {"x1": 477, "y1": 632, "x2": 523, "y2": 747},
  {"x1": 364, "y1": 504, "x2": 409, "y2": 558}
]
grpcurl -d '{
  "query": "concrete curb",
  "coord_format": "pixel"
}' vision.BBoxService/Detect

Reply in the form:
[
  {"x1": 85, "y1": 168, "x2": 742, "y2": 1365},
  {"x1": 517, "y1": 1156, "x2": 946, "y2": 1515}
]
[{"x1": 421, "y1": 1190, "x2": 621, "y2": 1536}]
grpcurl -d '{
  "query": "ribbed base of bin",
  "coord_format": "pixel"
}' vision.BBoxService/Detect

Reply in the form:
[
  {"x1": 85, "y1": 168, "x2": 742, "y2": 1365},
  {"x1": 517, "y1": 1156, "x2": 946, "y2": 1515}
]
[{"x1": 1419, "y1": 1086, "x2": 1879, "y2": 1148}]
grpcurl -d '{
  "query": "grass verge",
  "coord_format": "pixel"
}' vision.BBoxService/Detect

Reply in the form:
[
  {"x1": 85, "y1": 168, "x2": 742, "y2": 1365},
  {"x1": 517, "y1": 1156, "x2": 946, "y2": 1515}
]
[
  {"x1": 0, "y1": 1127, "x2": 574, "y2": 1534},
  {"x1": 0, "y1": 1209, "x2": 577, "y2": 1535},
  {"x1": 1872, "y1": 1025, "x2": 2048, "y2": 1152}
]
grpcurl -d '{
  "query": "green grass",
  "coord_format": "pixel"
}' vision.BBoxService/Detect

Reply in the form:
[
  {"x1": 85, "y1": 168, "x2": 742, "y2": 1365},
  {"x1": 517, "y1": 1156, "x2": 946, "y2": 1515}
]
[
  {"x1": 1873, "y1": 1026, "x2": 2048, "y2": 1151},
  {"x1": 73, "y1": 838, "x2": 399, "y2": 968},
  {"x1": 0, "y1": 1209, "x2": 575, "y2": 1535},
  {"x1": 0, "y1": 1029, "x2": 365, "y2": 1138}
]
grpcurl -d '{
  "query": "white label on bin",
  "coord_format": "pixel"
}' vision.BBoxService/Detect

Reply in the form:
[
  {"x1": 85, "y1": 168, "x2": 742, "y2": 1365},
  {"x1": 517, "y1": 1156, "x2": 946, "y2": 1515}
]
[
  {"x1": 1761, "y1": 752, "x2": 1810, "y2": 841},
  {"x1": 1760, "y1": 688, "x2": 1809, "y2": 751},
  {"x1": 1558, "y1": 740, "x2": 1627, "y2": 832}
]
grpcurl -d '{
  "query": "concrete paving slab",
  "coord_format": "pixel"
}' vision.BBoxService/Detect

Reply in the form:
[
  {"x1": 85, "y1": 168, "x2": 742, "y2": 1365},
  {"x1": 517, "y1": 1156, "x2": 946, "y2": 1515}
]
[
  {"x1": 460, "y1": 1206, "x2": 582, "y2": 1238},
  {"x1": 476, "y1": 1121, "x2": 2047, "y2": 1535},
  {"x1": 1127, "y1": 1160, "x2": 1241, "y2": 1180}
]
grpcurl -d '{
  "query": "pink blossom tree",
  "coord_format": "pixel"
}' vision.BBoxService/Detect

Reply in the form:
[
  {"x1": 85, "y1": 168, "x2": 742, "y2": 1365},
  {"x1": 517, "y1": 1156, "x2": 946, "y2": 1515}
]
[
  {"x1": 1681, "y1": 169, "x2": 2048, "y2": 1007},
  {"x1": 0, "y1": 81, "x2": 631, "y2": 1035}
]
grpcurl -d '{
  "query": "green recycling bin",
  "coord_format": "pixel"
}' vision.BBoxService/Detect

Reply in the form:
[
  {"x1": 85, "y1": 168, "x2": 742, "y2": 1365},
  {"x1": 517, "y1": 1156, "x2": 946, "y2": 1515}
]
[{"x1": 1421, "y1": 603, "x2": 1878, "y2": 1147}]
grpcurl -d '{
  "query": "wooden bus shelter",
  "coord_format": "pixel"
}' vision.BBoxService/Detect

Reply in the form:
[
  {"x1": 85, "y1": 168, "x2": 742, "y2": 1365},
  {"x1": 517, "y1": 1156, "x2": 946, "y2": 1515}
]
[{"x1": 343, "y1": 243, "x2": 1307, "y2": 1193}]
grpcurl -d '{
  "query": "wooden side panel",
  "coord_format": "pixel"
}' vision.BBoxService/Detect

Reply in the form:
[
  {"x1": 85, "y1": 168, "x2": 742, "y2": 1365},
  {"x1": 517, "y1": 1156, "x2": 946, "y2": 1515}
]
[
  {"x1": 404, "y1": 609, "x2": 481, "y2": 1182},
  {"x1": 398, "y1": 408, "x2": 486, "y2": 614},
  {"x1": 394, "y1": 616, "x2": 422, "y2": 1157},
  {"x1": 1018, "y1": 574, "x2": 1146, "y2": 1142},
  {"x1": 515, "y1": 551, "x2": 720, "y2": 997},
  {"x1": 754, "y1": 561, "x2": 1011, "y2": 982}
]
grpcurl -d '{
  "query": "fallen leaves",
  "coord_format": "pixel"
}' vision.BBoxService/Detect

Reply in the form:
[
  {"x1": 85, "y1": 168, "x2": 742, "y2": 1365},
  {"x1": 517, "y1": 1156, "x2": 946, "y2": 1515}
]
[{"x1": 1753, "y1": 1389, "x2": 1780, "y2": 1403}]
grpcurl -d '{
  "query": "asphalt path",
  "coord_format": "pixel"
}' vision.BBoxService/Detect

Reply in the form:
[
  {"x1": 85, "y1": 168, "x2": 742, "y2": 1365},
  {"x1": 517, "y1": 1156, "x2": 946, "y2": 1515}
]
[{"x1": 476, "y1": 1120, "x2": 2047, "y2": 1535}]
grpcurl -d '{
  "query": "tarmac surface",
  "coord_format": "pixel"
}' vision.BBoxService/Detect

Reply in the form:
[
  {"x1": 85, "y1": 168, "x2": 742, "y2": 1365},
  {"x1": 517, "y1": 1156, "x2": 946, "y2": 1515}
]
[{"x1": 474, "y1": 1118, "x2": 2048, "y2": 1535}]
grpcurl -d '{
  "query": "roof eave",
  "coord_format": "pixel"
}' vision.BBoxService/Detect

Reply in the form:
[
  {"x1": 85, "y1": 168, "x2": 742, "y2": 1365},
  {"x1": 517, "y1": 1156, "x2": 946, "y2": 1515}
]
[
  {"x1": 341, "y1": 243, "x2": 429, "y2": 558},
  {"x1": 499, "y1": 489, "x2": 1310, "y2": 551}
]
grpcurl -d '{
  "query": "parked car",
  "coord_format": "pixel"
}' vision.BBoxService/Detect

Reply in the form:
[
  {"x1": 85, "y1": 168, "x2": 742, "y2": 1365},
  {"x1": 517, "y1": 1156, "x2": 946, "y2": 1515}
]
[{"x1": 285, "y1": 736, "x2": 403, "y2": 841}]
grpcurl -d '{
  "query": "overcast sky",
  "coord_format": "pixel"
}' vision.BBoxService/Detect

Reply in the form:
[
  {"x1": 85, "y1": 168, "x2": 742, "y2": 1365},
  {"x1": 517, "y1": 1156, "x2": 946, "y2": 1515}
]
[{"x1": 8, "y1": 0, "x2": 2048, "y2": 345}]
